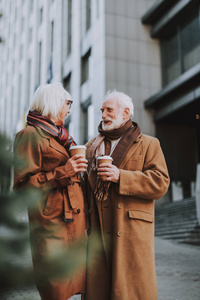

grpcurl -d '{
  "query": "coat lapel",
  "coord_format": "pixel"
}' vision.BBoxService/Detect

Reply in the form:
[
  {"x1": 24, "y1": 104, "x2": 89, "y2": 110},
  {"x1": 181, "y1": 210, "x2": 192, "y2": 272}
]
[
  {"x1": 36, "y1": 127, "x2": 70, "y2": 158},
  {"x1": 119, "y1": 136, "x2": 142, "y2": 169},
  {"x1": 49, "y1": 138, "x2": 70, "y2": 158}
]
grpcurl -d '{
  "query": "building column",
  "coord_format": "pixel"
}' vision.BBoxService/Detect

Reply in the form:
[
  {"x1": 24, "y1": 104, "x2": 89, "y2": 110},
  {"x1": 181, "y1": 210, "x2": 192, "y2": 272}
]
[
  {"x1": 195, "y1": 117, "x2": 200, "y2": 224},
  {"x1": 196, "y1": 164, "x2": 200, "y2": 224}
]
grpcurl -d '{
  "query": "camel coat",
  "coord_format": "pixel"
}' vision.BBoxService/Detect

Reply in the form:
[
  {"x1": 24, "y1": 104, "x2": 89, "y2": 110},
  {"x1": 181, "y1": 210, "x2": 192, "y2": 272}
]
[
  {"x1": 85, "y1": 133, "x2": 170, "y2": 300},
  {"x1": 14, "y1": 126, "x2": 86, "y2": 300}
]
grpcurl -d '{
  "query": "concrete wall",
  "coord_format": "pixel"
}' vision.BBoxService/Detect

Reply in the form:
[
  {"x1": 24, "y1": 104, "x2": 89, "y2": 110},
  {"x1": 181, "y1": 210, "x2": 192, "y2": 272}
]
[{"x1": 104, "y1": 0, "x2": 160, "y2": 136}]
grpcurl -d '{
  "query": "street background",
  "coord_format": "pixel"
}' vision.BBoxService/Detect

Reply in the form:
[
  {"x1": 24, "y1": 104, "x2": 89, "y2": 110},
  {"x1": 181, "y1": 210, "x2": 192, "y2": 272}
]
[{"x1": 1, "y1": 237, "x2": 199, "y2": 300}]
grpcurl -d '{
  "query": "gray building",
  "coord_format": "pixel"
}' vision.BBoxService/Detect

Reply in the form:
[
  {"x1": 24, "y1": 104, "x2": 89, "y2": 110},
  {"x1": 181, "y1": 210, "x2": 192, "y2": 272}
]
[
  {"x1": 0, "y1": 0, "x2": 159, "y2": 142},
  {"x1": 142, "y1": 0, "x2": 200, "y2": 201},
  {"x1": 142, "y1": 0, "x2": 200, "y2": 243}
]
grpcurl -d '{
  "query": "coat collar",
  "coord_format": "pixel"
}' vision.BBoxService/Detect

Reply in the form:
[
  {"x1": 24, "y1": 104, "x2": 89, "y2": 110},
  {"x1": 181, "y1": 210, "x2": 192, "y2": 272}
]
[{"x1": 35, "y1": 127, "x2": 70, "y2": 158}]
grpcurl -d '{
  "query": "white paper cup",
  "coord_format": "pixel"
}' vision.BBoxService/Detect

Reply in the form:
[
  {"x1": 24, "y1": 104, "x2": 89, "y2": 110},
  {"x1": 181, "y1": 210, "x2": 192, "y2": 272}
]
[
  {"x1": 97, "y1": 156, "x2": 113, "y2": 179},
  {"x1": 70, "y1": 145, "x2": 86, "y2": 158}
]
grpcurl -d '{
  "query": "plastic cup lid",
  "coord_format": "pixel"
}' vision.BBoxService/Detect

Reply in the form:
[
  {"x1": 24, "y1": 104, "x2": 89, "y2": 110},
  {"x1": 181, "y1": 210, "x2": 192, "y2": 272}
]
[
  {"x1": 97, "y1": 156, "x2": 113, "y2": 160},
  {"x1": 70, "y1": 145, "x2": 86, "y2": 150}
]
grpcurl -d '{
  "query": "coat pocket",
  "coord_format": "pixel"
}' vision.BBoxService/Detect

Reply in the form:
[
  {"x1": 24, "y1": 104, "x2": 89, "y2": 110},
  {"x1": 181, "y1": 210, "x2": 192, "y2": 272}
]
[
  {"x1": 128, "y1": 210, "x2": 153, "y2": 223},
  {"x1": 43, "y1": 189, "x2": 58, "y2": 215}
]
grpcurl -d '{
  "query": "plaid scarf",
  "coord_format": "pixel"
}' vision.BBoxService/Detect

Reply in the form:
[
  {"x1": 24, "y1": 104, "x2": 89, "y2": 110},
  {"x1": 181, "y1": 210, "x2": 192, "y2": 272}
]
[{"x1": 27, "y1": 110, "x2": 76, "y2": 150}]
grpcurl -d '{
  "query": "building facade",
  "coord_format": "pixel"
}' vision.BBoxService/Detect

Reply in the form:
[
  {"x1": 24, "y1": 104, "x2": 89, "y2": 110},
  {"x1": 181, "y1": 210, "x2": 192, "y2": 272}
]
[
  {"x1": 0, "y1": 0, "x2": 159, "y2": 142},
  {"x1": 142, "y1": 0, "x2": 200, "y2": 213}
]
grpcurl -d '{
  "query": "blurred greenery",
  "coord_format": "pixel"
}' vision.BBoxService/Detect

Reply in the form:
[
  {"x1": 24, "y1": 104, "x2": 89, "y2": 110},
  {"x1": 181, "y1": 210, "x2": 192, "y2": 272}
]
[
  {"x1": 0, "y1": 133, "x2": 102, "y2": 298},
  {"x1": 0, "y1": 134, "x2": 38, "y2": 290}
]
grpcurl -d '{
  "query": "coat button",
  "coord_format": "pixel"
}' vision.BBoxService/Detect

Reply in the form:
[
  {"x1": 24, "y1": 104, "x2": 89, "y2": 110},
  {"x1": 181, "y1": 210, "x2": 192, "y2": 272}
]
[
  {"x1": 77, "y1": 209, "x2": 81, "y2": 213},
  {"x1": 117, "y1": 231, "x2": 122, "y2": 237},
  {"x1": 117, "y1": 204, "x2": 122, "y2": 209}
]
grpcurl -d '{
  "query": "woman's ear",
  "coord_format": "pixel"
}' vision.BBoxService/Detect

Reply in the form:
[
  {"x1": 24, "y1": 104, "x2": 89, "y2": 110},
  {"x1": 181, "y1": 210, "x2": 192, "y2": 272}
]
[{"x1": 123, "y1": 108, "x2": 130, "y2": 120}]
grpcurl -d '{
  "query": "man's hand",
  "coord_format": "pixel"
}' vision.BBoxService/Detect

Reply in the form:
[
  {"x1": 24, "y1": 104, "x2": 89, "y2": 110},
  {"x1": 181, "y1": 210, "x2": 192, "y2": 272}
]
[
  {"x1": 65, "y1": 155, "x2": 88, "y2": 177},
  {"x1": 97, "y1": 163, "x2": 120, "y2": 183}
]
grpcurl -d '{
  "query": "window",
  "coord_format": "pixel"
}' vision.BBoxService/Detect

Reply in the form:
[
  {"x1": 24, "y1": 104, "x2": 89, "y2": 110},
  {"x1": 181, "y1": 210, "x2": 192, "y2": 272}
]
[
  {"x1": 161, "y1": 33, "x2": 181, "y2": 85},
  {"x1": 63, "y1": 73, "x2": 71, "y2": 93},
  {"x1": 81, "y1": 97, "x2": 94, "y2": 143},
  {"x1": 21, "y1": 17, "x2": 24, "y2": 32},
  {"x1": 161, "y1": 11, "x2": 200, "y2": 86},
  {"x1": 29, "y1": 27, "x2": 32, "y2": 44},
  {"x1": 64, "y1": 115, "x2": 71, "y2": 131},
  {"x1": 51, "y1": 21, "x2": 54, "y2": 55},
  {"x1": 81, "y1": 49, "x2": 91, "y2": 84},
  {"x1": 180, "y1": 13, "x2": 200, "y2": 72},
  {"x1": 96, "y1": 0, "x2": 100, "y2": 19},
  {"x1": 27, "y1": 59, "x2": 31, "y2": 104},
  {"x1": 38, "y1": 42, "x2": 42, "y2": 84},
  {"x1": 29, "y1": 0, "x2": 34, "y2": 14},
  {"x1": 86, "y1": 0, "x2": 91, "y2": 31},
  {"x1": 40, "y1": 8, "x2": 43, "y2": 24},
  {"x1": 67, "y1": 0, "x2": 72, "y2": 55},
  {"x1": 20, "y1": 44, "x2": 24, "y2": 61},
  {"x1": 18, "y1": 74, "x2": 22, "y2": 120}
]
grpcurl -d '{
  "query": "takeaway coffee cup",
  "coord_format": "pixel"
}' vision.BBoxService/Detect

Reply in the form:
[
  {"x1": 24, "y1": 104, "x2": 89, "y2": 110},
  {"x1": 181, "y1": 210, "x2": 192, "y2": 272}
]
[
  {"x1": 97, "y1": 155, "x2": 113, "y2": 179},
  {"x1": 69, "y1": 145, "x2": 86, "y2": 158}
]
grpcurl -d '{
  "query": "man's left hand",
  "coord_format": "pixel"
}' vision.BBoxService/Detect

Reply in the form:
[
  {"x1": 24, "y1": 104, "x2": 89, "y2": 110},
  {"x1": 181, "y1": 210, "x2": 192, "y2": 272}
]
[{"x1": 97, "y1": 163, "x2": 120, "y2": 183}]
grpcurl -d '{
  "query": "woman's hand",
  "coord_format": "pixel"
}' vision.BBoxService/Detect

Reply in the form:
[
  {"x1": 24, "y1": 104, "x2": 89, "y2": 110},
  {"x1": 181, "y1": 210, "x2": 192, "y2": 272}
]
[{"x1": 65, "y1": 155, "x2": 88, "y2": 177}]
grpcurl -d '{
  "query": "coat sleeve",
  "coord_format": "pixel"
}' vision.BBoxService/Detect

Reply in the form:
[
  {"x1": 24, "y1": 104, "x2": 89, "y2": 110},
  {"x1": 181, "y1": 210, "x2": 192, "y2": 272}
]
[
  {"x1": 14, "y1": 130, "x2": 71, "y2": 189},
  {"x1": 119, "y1": 138, "x2": 170, "y2": 200}
]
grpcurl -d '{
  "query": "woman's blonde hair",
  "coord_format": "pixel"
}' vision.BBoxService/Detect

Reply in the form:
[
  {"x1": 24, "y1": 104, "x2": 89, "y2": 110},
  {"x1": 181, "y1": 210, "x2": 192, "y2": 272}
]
[{"x1": 30, "y1": 83, "x2": 72, "y2": 119}]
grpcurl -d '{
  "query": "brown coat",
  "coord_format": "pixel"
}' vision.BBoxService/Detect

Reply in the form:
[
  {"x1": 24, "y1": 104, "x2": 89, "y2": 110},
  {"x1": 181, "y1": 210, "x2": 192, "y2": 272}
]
[
  {"x1": 14, "y1": 126, "x2": 86, "y2": 300},
  {"x1": 85, "y1": 134, "x2": 170, "y2": 300}
]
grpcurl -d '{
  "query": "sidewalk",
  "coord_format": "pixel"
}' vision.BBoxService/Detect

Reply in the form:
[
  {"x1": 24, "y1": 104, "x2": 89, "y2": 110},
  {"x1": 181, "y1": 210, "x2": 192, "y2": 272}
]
[
  {"x1": 1, "y1": 237, "x2": 199, "y2": 300},
  {"x1": 155, "y1": 237, "x2": 200, "y2": 300}
]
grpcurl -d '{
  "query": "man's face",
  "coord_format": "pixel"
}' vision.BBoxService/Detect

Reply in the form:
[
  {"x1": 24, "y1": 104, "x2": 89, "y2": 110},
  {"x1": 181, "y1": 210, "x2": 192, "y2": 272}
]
[{"x1": 100, "y1": 99, "x2": 124, "y2": 131}]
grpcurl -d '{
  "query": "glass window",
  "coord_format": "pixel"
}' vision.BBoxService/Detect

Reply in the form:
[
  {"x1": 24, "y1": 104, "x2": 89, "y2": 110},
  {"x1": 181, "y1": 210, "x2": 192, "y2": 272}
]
[
  {"x1": 38, "y1": 42, "x2": 42, "y2": 84},
  {"x1": 86, "y1": 0, "x2": 91, "y2": 31},
  {"x1": 67, "y1": 0, "x2": 72, "y2": 55},
  {"x1": 40, "y1": 8, "x2": 43, "y2": 24},
  {"x1": 63, "y1": 73, "x2": 71, "y2": 93},
  {"x1": 161, "y1": 33, "x2": 181, "y2": 86},
  {"x1": 160, "y1": 10, "x2": 200, "y2": 87},
  {"x1": 51, "y1": 21, "x2": 54, "y2": 55},
  {"x1": 81, "y1": 49, "x2": 91, "y2": 84},
  {"x1": 81, "y1": 98, "x2": 92, "y2": 143},
  {"x1": 29, "y1": 27, "x2": 32, "y2": 44},
  {"x1": 96, "y1": 0, "x2": 100, "y2": 19},
  {"x1": 180, "y1": 12, "x2": 200, "y2": 72}
]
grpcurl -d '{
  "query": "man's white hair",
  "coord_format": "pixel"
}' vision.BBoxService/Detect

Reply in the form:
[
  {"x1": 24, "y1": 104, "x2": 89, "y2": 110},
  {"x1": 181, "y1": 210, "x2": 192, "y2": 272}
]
[
  {"x1": 104, "y1": 90, "x2": 134, "y2": 118},
  {"x1": 30, "y1": 83, "x2": 72, "y2": 119}
]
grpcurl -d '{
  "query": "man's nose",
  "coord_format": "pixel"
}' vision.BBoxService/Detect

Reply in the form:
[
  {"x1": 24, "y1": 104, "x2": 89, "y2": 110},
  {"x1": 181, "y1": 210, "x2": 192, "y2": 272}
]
[{"x1": 102, "y1": 111, "x2": 107, "y2": 119}]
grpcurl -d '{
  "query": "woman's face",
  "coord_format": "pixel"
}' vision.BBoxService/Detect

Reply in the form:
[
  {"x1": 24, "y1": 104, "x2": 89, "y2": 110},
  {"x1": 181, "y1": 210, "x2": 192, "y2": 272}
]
[{"x1": 54, "y1": 100, "x2": 72, "y2": 126}]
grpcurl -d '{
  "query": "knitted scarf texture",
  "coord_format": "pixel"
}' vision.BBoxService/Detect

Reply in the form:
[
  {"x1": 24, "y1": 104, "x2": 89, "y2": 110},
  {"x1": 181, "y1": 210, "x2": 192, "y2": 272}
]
[{"x1": 27, "y1": 110, "x2": 76, "y2": 150}]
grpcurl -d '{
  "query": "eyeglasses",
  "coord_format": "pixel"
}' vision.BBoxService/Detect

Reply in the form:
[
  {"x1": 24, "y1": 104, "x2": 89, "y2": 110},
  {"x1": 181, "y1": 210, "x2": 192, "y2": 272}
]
[{"x1": 65, "y1": 100, "x2": 73, "y2": 109}]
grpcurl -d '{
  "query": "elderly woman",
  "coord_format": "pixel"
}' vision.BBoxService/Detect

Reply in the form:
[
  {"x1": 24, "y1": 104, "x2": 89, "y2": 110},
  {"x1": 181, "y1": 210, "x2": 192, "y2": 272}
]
[{"x1": 14, "y1": 83, "x2": 87, "y2": 300}]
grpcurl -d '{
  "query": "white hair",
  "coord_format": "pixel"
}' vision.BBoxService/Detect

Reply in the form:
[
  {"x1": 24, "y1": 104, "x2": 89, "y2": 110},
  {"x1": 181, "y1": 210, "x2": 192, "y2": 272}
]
[
  {"x1": 29, "y1": 83, "x2": 72, "y2": 119},
  {"x1": 104, "y1": 90, "x2": 134, "y2": 118}
]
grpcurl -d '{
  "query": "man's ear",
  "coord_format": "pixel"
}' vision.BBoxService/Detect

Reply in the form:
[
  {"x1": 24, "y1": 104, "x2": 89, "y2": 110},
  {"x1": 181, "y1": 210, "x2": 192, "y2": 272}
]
[{"x1": 123, "y1": 108, "x2": 130, "y2": 119}]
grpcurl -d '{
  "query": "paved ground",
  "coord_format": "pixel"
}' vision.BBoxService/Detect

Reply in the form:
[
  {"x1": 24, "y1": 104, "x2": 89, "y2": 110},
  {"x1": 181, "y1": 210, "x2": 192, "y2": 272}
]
[
  {"x1": 155, "y1": 238, "x2": 200, "y2": 300},
  {"x1": 1, "y1": 237, "x2": 199, "y2": 300}
]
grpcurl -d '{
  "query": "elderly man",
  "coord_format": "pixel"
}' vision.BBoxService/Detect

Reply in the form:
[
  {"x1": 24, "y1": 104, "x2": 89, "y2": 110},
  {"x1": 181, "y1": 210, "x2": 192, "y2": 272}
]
[{"x1": 85, "y1": 90, "x2": 170, "y2": 300}]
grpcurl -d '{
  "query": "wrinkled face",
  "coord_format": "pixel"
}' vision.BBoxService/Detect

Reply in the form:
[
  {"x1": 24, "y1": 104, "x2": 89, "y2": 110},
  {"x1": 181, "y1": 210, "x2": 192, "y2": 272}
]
[
  {"x1": 54, "y1": 100, "x2": 72, "y2": 126},
  {"x1": 100, "y1": 98, "x2": 125, "y2": 131}
]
